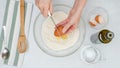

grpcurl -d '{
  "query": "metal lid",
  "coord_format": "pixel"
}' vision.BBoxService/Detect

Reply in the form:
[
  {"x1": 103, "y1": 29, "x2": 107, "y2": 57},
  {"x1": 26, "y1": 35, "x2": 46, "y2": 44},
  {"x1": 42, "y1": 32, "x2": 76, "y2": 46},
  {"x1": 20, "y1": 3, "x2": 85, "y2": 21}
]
[{"x1": 106, "y1": 32, "x2": 114, "y2": 39}]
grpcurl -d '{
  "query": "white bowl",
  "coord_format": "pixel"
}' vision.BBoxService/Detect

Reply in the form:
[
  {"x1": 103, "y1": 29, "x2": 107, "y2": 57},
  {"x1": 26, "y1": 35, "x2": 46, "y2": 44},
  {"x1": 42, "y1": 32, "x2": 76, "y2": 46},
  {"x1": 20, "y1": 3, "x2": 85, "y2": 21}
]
[
  {"x1": 87, "y1": 7, "x2": 109, "y2": 30},
  {"x1": 80, "y1": 45, "x2": 101, "y2": 63},
  {"x1": 33, "y1": 4, "x2": 86, "y2": 57}
]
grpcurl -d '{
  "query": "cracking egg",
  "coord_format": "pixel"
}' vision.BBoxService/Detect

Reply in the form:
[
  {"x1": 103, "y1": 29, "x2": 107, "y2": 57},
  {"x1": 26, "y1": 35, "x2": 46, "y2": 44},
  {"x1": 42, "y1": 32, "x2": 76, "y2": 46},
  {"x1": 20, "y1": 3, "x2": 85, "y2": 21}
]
[{"x1": 54, "y1": 25, "x2": 68, "y2": 40}]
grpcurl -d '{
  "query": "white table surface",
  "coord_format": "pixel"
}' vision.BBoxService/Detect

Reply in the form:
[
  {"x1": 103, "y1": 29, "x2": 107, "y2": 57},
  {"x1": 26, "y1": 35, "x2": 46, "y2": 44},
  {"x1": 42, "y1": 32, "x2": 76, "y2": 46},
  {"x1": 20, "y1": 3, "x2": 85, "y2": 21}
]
[{"x1": 0, "y1": 0, "x2": 120, "y2": 68}]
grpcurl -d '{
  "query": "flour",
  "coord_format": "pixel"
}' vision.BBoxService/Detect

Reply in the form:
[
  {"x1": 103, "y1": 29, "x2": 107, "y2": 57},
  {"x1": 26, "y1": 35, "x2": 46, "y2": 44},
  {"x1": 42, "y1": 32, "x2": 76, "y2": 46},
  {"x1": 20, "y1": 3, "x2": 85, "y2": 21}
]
[{"x1": 41, "y1": 12, "x2": 80, "y2": 51}]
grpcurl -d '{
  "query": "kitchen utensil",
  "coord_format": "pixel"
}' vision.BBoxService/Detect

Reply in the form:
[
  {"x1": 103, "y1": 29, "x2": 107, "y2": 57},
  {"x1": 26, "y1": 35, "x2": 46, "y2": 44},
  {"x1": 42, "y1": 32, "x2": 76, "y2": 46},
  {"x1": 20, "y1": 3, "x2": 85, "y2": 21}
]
[
  {"x1": 17, "y1": 0, "x2": 28, "y2": 53},
  {"x1": 2, "y1": 26, "x2": 10, "y2": 60},
  {"x1": 48, "y1": 11, "x2": 62, "y2": 37}
]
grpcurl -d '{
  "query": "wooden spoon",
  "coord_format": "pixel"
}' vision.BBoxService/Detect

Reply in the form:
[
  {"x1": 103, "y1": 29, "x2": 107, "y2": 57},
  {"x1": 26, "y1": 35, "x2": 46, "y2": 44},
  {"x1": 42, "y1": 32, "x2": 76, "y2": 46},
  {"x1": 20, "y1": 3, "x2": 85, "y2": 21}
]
[{"x1": 17, "y1": 0, "x2": 28, "y2": 53}]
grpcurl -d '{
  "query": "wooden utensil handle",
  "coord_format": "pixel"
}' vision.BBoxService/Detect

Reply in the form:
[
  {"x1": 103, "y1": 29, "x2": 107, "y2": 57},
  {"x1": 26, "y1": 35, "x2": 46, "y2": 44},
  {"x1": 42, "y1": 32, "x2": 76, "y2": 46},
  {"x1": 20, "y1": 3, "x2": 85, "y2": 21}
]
[{"x1": 20, "y1": 0, "x2": 25, "y2": 35}]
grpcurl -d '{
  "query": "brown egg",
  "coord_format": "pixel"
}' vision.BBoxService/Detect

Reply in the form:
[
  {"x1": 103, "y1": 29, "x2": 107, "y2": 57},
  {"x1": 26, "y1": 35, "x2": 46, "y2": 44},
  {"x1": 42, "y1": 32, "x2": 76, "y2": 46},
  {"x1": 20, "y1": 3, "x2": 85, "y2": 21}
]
[
  {"x1": 54, "y1": 25, "x2": 65, "y2": 37},
  {"x1": 95, "y1": 15, "x2": 100, "y2": 23}
]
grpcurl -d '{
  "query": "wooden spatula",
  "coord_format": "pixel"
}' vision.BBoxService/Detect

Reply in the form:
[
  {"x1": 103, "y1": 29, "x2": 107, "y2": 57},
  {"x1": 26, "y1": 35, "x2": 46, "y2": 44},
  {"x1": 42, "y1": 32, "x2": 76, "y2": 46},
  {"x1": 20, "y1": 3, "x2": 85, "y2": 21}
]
[{"x1": 17, "y1": 0, "x2": 28, "y2": 53}]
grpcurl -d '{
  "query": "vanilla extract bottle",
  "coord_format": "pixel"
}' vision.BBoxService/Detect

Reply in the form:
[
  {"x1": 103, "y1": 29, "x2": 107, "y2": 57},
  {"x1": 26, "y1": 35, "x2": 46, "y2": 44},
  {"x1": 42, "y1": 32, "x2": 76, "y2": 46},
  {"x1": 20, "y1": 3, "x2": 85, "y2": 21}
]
[{"x1": 91, "y1": 29, "x2": 114, "y2": 44}]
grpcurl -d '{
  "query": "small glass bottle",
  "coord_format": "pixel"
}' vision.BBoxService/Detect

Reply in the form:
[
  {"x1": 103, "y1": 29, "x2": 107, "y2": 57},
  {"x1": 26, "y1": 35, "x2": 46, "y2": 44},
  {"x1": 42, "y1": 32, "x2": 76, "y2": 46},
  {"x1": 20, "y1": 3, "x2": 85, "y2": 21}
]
[{"x1": 91, "y1": 29, "x2": 114, "y2": 44}]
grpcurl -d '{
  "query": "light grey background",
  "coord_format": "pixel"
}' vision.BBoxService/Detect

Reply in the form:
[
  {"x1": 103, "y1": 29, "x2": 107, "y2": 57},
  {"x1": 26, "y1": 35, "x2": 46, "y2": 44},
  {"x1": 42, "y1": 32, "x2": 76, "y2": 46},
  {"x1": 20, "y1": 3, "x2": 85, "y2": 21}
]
[{"x1": 0, "y1": 0, "x2": 120, "y2": 68}]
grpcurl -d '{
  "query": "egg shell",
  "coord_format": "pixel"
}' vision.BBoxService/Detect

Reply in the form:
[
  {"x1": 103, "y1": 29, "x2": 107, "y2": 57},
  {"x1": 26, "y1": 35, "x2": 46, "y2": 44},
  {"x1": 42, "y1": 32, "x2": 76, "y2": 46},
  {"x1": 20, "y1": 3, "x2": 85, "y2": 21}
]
[
  {"x1": 89, "y1": 19, "x2": 97, "y2": 27},
  {"x1": 95, "y1": 15, "x2": 104, "y2": 24},
  {"x1": 95, "y1": 15, "x2": 100, "y2": 23}
]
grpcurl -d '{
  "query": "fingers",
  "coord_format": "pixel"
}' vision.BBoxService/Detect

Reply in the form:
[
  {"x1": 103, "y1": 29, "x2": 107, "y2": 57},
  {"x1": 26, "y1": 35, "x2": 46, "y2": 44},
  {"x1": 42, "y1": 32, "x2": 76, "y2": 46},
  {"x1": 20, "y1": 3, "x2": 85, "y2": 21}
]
[
  {"x1": 56, "y1": 18, "x2": 76, "y2": 34},
  {"x1": 56, "y1": 19, "x2": 69, "y2": 27},
  {"x1": 38, "y1": 2, "x2": 44, "y2": 14},
  {"x1": 62, "y1": 22, "x2": 72, "y2": 33},
  {"x1": 49, "y1": 2, "x2": 53, "y2": 14},
  {"x1": 36, "y1": 0, "x2": 53, "y2": 17},
  {"x1": 35, "y1": 0, "x2": 43, "y2": 14},
  {"x1": 66, "y1": 25, "x2": 76, "y2": 34},
  {"x1": 35, "y1": 0, "x2": 39, "y2": 7},
  {"x1": 43, "y1": 3, "x2": 53, "y2": 17},
  {"x1": 39, "y1": 5, "x2": 49, "y2": 17},
  {"x1": 43, "y1": 7, "x2": 49, "y2": 17}
]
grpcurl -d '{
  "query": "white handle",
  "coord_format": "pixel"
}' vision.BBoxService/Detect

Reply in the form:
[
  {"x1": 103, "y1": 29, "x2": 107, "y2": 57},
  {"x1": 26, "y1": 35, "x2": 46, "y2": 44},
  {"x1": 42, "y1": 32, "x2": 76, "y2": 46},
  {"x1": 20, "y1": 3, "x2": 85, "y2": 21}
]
[{"x1": 3, "y1": 26, "x2": 7, "y2": 44}]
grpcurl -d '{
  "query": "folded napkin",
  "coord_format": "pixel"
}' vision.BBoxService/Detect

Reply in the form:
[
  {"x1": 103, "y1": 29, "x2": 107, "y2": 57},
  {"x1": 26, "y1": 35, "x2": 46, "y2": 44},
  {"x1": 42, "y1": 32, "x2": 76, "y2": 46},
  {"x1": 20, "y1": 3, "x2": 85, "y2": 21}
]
[{"x1": 0, "y1": 0, "x2": 33, "y2": 67}]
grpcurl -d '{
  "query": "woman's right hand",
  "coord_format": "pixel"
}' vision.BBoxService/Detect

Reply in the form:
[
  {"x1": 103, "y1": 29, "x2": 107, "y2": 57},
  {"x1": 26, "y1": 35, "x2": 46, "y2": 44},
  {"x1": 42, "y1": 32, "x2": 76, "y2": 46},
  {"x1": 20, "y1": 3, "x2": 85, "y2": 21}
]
[{"x1": 35, "y1": 0, "x2": 53, "y2": 17}]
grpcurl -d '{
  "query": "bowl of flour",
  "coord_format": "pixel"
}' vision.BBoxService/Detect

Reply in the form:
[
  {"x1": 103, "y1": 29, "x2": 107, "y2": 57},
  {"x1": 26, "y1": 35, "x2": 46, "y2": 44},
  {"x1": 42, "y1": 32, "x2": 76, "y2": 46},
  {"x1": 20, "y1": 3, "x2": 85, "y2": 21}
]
[{"x1": 33, "y1": 4, "x2": 86, "y2": 57}]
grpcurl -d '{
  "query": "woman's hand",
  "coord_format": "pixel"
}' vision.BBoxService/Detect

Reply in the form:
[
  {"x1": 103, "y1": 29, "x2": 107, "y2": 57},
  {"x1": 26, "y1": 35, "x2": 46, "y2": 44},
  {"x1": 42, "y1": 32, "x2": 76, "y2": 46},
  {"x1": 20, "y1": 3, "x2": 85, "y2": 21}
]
[
  {"x1": 56, "y1": 9, "x2": 81, "y2": 34},
  {"x1": 35, "y1": 0, "x2": 53, "y2": 17},
  {"x1": 57, "y1": 0, "x2": 86, "y2": 34}
]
